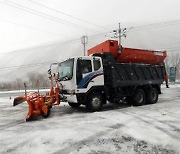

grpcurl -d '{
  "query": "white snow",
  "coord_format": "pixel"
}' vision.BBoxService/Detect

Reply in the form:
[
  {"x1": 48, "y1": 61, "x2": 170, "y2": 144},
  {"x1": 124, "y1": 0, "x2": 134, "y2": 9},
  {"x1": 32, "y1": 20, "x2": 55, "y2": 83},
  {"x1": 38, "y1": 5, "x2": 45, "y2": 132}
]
[
  {"x1": 0, "y1": 89, "x2": 49, "y2": 94},
  {"x1": 0, "y1": 84, "x2": 180, "y2": 154}
]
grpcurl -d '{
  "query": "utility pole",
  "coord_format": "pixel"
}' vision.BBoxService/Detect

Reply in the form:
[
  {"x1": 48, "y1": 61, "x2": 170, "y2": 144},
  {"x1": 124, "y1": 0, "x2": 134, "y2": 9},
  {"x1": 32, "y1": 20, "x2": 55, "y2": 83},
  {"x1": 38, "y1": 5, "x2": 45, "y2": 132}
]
[
  {"x1": 81, "y1": 36, "x2": 88, "y2": 56},
  {"x1": 118, "y1": 23, "x2": 121, "y2": 48},
  {"x1": 113, "y1": 23, "x2": 126, "y2": 53}
]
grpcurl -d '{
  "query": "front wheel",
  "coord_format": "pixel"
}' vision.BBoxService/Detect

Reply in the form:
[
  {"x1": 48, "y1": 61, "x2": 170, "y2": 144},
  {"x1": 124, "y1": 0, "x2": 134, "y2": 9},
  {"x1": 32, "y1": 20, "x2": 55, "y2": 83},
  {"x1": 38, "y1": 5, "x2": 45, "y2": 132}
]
[
  {"x1": 68, "y1": 102, "x2": 81, "y2": 108},
  {"x1": 133, "y1": 89, "x2": 145, "y2": 106},
  {"x1": 86, "y1": 92, "x2": 103, "y2": 112}
]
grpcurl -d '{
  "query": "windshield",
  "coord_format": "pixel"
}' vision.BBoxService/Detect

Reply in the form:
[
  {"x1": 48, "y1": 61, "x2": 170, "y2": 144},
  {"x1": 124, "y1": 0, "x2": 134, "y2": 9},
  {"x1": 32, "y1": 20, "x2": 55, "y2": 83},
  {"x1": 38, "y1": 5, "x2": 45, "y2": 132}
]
[{"x1": 58, "y1": 59, "x2": 74, "y2": 81}]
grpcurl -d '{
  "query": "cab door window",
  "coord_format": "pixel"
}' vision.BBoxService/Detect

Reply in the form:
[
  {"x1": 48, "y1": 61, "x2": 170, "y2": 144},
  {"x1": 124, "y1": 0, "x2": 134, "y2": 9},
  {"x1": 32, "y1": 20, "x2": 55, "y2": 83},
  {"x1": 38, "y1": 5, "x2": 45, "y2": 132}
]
[
  {"x1": 76, "y1": 59, "x2": 92, "y2": 85},
  {"x1": 82, "y1": 60, "x2": 92, "y2": 74},
  {"x1": 93, "y1": 59, "x2": 101, "y2": 71}
]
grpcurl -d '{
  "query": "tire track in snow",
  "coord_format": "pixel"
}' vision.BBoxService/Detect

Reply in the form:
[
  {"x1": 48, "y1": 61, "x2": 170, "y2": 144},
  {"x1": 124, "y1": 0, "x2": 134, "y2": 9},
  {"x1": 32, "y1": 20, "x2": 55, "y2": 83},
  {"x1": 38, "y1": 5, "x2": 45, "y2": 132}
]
[
  {"x1": 158, "y1": 95, "x2": 180, "y2": 104},
  {"x1": 0, "y1": 119, "x2": 25, "y2": 131},
  {"x1": 135, "y1": 106, "x2": 180, "y2": 131},
  {"x1": 52, "y1": 118, "x2": 134, "y2": 154},
  {"x1": 1, "y1": 110, "x2": 25, "y2": 118},
  {"x1": 139, "y1": 106, "x2": 180, "y2": 119},
  {"x1": 0, "y1": 137, "x2": 34, "y2": 154},
  {"x1": 122, "y1": 110, "x2": 180, "y2": 141}
]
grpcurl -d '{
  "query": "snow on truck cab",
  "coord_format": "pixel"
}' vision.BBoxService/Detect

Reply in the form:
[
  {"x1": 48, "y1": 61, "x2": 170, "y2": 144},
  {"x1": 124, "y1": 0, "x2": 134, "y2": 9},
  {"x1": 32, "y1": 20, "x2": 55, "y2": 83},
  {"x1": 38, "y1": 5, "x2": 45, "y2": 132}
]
[{"x1": 58, "y1": 40, "x2": 168, "y2": 111}]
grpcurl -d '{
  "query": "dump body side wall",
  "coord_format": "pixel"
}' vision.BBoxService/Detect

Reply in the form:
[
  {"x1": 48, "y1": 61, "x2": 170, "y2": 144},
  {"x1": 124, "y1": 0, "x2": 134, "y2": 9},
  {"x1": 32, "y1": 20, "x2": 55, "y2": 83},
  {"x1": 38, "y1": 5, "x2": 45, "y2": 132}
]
[
  {"x1": 104, "y1": 63, "x2": 165, "y2": 87},
  {"x1": 93, "y1": 53, "x2": 165, "y2": 101}
]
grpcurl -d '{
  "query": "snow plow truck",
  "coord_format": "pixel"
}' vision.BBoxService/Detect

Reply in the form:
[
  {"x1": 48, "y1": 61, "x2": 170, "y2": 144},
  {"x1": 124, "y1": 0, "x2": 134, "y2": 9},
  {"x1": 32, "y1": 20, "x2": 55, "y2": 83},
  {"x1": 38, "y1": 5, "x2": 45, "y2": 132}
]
[{"x1": 14, "y1": 40, "x2": 168, "y2": 121}]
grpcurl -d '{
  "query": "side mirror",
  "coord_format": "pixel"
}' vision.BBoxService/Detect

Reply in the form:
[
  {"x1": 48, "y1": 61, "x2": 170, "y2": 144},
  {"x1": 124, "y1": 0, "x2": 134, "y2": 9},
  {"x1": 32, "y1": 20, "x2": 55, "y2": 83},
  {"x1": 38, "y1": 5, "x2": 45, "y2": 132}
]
[{"x1": 48, "y1": 69, "x2": 51, "y2": 75}]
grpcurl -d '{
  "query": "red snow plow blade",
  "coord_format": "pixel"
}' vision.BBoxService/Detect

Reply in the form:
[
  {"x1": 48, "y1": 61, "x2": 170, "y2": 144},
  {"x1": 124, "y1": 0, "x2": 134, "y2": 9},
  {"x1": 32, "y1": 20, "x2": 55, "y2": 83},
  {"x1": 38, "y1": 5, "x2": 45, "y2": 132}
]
[
  {"x1": 13, "y1": 87, "x2": 60, "y2": 121},
  {"x1": 13, "y1": 64, "x2": 61, "y2": 121},
  {"x1": 13, "y1": 96, "x2": 25, "y2": 106}
]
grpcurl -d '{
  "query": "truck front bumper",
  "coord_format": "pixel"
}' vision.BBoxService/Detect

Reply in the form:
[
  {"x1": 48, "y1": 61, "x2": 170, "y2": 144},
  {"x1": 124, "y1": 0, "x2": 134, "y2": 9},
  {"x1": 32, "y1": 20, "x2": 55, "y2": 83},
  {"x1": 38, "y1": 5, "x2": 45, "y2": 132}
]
[{"x1": 63, "y1": 94, "x2": 78, "y2": 103}]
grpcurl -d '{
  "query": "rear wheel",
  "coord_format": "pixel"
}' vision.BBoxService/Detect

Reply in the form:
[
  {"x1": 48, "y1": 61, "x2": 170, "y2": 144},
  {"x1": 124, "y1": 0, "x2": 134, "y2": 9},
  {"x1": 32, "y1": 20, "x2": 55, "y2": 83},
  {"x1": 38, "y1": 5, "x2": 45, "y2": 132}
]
[
  {"x1": 133, "y1": 89, "x2": 145, "y2": 106},
  {"x1": 125, "y1": 97, "x2": 133, "y2": 105},
  {"x1": 146, "y1": 88, "x2": 158, "y2": 104},
  {"x1": 68, "y1": 102, "x2": 81, "y2": 108},
  {"x1": 86, "y1": 92, "x2": 103, "y2": 112}
]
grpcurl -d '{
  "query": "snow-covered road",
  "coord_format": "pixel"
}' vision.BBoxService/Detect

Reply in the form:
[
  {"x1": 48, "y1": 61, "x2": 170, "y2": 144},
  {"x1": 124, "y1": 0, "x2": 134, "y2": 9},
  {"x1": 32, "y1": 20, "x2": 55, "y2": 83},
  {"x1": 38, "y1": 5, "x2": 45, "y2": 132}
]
[{"x1": 0, "y1": 85, "x2": 180, "y2": 154}]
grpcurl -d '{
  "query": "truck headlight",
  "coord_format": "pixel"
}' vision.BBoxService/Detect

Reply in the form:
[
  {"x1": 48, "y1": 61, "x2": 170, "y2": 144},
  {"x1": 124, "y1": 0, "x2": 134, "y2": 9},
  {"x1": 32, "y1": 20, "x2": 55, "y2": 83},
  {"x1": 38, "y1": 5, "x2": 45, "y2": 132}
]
[{"x1": 67, "y1": 89, "x2": 75, "y2": 95}]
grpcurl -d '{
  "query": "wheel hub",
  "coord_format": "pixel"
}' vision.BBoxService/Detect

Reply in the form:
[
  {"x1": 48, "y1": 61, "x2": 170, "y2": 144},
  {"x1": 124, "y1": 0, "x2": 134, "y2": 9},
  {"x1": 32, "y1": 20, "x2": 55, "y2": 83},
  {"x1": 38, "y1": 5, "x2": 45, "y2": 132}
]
[
  {"x1": 92, "y1": 97, "x2": 101, "y2": 108},
  {"x1": 136, "y1": 93, "x2": 143, "y2": 103}
]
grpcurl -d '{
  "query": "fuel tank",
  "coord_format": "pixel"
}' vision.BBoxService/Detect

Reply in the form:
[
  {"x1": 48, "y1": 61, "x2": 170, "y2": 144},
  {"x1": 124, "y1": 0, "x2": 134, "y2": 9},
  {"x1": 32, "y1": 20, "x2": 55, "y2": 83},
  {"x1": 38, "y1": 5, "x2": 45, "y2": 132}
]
[{"x1": 87, "y1": 40, "x2": 167, "y2": 64}]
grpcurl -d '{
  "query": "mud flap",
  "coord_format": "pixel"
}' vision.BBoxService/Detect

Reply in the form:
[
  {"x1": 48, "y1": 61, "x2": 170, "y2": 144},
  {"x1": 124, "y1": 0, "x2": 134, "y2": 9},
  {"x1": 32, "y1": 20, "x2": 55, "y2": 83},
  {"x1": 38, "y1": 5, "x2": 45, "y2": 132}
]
[{"x1": 13, "y1": 97, "x2": 26, "y2": 106}]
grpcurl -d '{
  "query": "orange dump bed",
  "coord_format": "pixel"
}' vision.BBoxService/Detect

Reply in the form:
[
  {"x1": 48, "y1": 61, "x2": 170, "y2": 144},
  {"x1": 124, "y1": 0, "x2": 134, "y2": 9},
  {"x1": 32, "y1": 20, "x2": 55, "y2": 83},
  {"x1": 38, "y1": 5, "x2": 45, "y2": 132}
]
[{"x1": 87, "y1": 40, "x2": 167, "y2": 65}]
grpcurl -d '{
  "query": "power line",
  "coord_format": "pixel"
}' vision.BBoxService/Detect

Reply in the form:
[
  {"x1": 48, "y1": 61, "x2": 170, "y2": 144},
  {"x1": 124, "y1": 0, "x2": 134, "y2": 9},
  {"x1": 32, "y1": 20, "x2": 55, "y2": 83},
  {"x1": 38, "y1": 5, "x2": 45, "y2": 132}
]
[
  {"x1": 126, "y1": 19, "x2": 180, "y2": 32},
  {"x1": 147, "y1": 42, "x2": 180, "y2": 48},
  {"x1": 0, "y1": 49, "x2": 179, "y2": 71},
  {"x1": 0, "y1": 43, "x2": 179, "y2": 71},
  {"x1": 0, "y1": 0, "x2": 100, "y2": 33},
  {"x1": 1, "y1": 0, "x2": 180, "y2": 34},
  {"x1": 1, "y1": 18, "x2": 180, "y2": 56},
  {"x1": 1, "y1": 1, "x2": 180, "y2": 45},
  {"x1": 0, "y1": 41, "x2": 179, "y2": 71},
  {"x1": 0, "y1": 61, "x2": 56, "y2": 70},
  {"x1": 0, "y1": 31, "x2": 114, "y2": 71},
  {"x1": 0, "y1": 17, "x2": 179, "y2": 57},
  {"x1": 28, "y1": 0, "x2": 110, "y2": 31},
  {"x1": 164, "y1": 47, "x2": 180, "y2": 51},
  {"x1": 0, "y1": 18, "x2": 63, "y2": 36},
  {"x1": 0, "y1": 30, "x2": 113, "y2": 55}
]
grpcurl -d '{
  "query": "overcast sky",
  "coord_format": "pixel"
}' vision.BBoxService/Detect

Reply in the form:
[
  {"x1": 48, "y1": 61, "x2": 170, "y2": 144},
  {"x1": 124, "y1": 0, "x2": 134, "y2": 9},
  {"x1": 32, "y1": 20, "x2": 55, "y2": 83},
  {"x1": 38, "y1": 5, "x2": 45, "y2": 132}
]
[{"x1": 0, "y1": 0, "x2": 180, "y2": 54}]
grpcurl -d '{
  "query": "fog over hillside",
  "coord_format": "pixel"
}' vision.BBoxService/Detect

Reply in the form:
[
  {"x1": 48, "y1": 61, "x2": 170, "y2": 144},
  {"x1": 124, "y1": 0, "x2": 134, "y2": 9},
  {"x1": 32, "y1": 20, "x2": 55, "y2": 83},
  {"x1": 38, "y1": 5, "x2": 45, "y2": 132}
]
[
  {"x1": 0, "y1": 21, "x2": 179, "y2": 82},
  {"x1": 0, "y1": 40, "x2": 82, "y2": 82},
  {"x1": 0, "y1": 0, "x2": 180, "y2": 83}
]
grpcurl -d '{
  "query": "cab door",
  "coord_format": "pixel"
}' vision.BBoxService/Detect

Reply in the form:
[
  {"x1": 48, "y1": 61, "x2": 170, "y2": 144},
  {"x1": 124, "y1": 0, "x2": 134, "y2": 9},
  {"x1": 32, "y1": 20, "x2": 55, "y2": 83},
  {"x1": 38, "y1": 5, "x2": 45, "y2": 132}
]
[
  {"x1": 76, "y1": 57, "x2": 104, "y2": 90},
  {"x1": 76, "y1": 58, "x2": 93, "y2": 89}
]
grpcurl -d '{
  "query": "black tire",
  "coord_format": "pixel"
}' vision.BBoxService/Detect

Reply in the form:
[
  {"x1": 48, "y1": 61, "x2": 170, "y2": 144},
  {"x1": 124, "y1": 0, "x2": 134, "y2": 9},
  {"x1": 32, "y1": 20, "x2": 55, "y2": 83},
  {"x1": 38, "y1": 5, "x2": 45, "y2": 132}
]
[
  {"x1": 133, "y1": 89, "x2": 145, "y2": 106},
  {"x1": 146, "y1": 88, "x2": 158, "y2": 104},
  {"x1": 41, "y1": 107, "x2": 50, "y2": 118},
  {"x1": 86, "y1": 92, "x2": 103, "y2": 112},
  {"x1": 125, "y1": 97, "x2": 133, "y2": 105},
  {"x1": 108, "y1": 99, "x2": 117, "y2": 104},
  {"x1": 68, "y1": 102, "x2": 81, "y2": 108}
]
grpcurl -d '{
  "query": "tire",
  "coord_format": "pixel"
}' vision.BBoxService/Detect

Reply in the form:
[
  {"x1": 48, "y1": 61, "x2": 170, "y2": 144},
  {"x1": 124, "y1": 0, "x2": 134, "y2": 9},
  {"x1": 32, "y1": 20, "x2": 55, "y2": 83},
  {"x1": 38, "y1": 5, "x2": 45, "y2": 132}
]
[
  {"x1": 125, "y1": 97, "x2": 133, "y2": 105},
  {"x1": 133, "y1": 89, "x2": 145, "y2": 106},
  {"x1": 68, "y1": 102, "x2": 81, "y2": 108},
  {"x1": 41, "y1": 108, "x2": 50, "y2": 118},
  {"x1": 108, "y1": 99, "x2": 117, "y2": 104},
  {"x1": 146, "y1": 88, "x2": 158, "y2": 104},
  {"x1": 86, "y1": 92, "x2": 103, "y2": 112}
]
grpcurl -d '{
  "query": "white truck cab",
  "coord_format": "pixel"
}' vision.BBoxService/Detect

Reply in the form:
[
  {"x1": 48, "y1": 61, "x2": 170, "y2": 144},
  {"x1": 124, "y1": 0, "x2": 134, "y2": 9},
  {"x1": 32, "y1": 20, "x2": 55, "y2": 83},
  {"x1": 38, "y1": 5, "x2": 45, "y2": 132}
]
[{"x1": 58, "y1": 56, "x2": 104, "y2": 107}]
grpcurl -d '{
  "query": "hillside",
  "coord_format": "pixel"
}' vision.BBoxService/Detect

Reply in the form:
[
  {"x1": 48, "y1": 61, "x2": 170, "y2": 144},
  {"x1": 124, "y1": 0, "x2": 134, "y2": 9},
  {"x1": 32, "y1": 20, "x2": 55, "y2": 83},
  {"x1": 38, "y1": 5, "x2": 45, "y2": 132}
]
[{"x1": 0, "y1": 24, "x2": 179, "y2": 83}]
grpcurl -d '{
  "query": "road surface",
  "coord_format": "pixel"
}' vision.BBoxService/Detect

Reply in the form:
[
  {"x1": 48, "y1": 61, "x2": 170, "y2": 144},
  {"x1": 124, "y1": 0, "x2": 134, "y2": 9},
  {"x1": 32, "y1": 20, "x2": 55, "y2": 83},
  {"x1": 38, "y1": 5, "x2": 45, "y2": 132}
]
[{"x1": 0, "y1": 84, "x2": 180, "y2": 154}]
